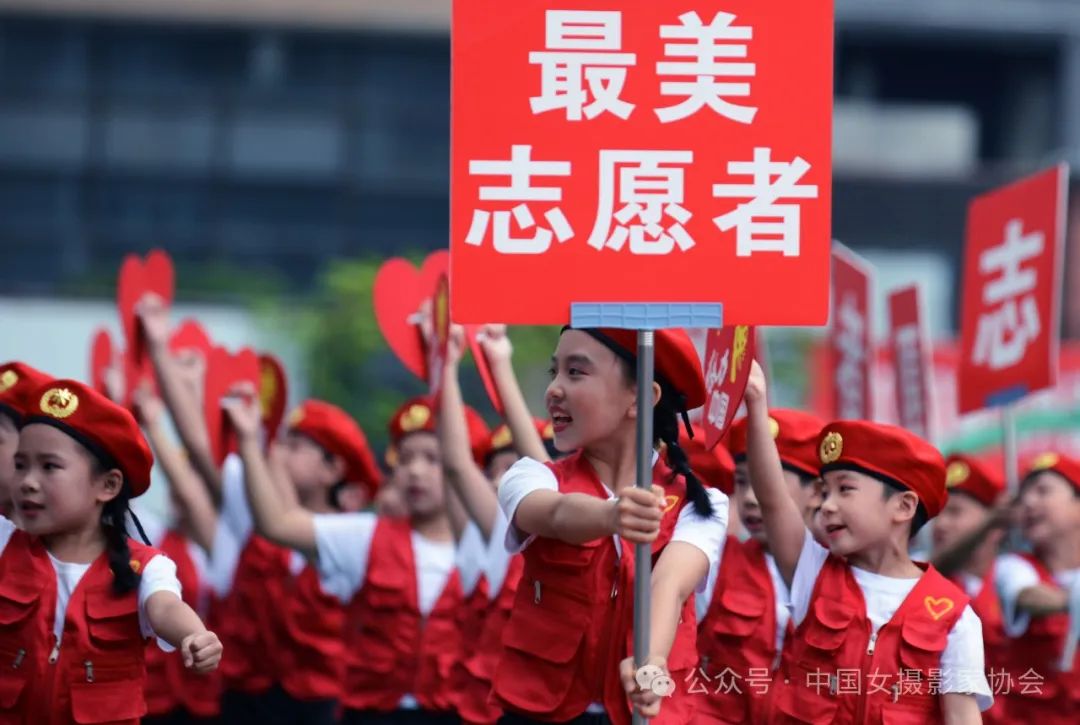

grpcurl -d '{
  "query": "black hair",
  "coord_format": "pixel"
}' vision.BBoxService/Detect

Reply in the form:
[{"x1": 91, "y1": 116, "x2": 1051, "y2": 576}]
[
  {"x1": 606, "y1": 340, "x2": 713, "y2": 518},
  {"x1": 87, "y1": 456, "x2": 146, "y2": 596}
]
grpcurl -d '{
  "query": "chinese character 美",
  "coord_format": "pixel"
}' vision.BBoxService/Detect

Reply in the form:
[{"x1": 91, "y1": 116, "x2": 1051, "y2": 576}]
[
  {"x1": 972, "y1": 218, "x2": 1044, "y2": 370},
  {"x1": 466, "y1": 145, "x2": 573, "y2": 255},
  {"x1": 712, "y1": 147, "x2": 819, "y2": 257},
  {"x1": 530, "y1": 10, "x2": 637, "y2": 121},
  {"x1": 655, "y1": 11, "x2": 757, "y2": 124},
  {"x1": 587, "y1": 150, "x2": 696, "y2": 255}
]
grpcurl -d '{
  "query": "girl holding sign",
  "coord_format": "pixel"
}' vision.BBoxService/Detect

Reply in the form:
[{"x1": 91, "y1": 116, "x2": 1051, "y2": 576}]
[{"x1": 494, "y1": 326, "x2": 728, "y2": 724}]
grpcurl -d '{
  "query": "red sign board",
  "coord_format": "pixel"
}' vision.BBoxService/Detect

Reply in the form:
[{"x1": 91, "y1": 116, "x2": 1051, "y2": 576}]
[
  {"x1": 702, "y1": 325, "x2": 755, "y2": 449},
  {"x1": 451, "y1": 1, "x2": 834, "y2": 325},
  {"x1": 887, "y1": 285, "x2": 933, "y2": 439},
  {"x1": 830, "y1": 246, "x2": 874, "y2": 420},
  {"x1": 958, "y1": 165, "x2": 1067, "y2": 413}
]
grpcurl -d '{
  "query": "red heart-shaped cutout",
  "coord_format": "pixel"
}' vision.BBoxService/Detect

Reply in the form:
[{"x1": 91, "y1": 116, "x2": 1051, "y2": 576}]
[
  {"x1": 373, "y1": 250, "x2": 450, "y2": 381},
  {"x1": 204, "y1": 346, "x2": 261, "y2": 465},
  {"x1": 465, "y1": 327, "x2": 506, "y2": 416},
  {"x1": 117, "y1": 250, "x2": 175, "y2": 379},
  {"x1": 169, "y1": 319, "x2": 212, "y2": 360},
  {"x1": 89, "y1": 328, "x2": 114, "y2": 397},
  {"x1": 258, "y1": 353, "x2": 289, "y2": 445}
]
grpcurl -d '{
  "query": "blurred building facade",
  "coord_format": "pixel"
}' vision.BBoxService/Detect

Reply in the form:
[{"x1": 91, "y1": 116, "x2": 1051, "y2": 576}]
[{"x1": 1, "y1": 0, "x2": 1079, "y2": 335}]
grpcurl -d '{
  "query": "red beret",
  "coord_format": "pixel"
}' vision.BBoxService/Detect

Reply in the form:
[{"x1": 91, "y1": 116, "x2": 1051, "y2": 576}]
[
  {"x1": 23, "y1": 379, "x2": 153, "y2": 497},
  {"x1": 388, "y1": 396, "x2": 491, "y2": 466},
  {"x1": 945, "y1": 454, "x2": 1004, "y2": 507},
  {"x1": 288, "y1": 400, "x2": 382, "y2": 496},
  {"x1": 0, "y1": 362, "x2": 53, "y2": 425},
  {"x1": 816, "y1": 420, "x2": 947, "y2": 519},
  {"x1": 1024, "y1": 452, "x2": 1080, "y2": 493},
  {"x1": 680, "y1": 424, "x2": 734, "y2": 495},
  {"x1": 727, "y1": 409, "x2": 825, "y2": 478},
  {"x1": 579, "y1": 328, "x2": 706, "y2": 410}
]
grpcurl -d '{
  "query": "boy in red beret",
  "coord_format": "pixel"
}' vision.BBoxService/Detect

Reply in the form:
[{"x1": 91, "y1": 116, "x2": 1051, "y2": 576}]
[
  {"x1": 992, "y1": 452, "x2": 1080, "y2": 722},
  {"x1": 1, "y1": 379, "x2": 221, "y2": 724},
  {"x1": 693, "y1": 408, "x2": 823, "y2": 724},
  {"x1": 930, "y1": 454, "x2": 1009, "y2": 724},
  {"x1": 0, "y1": 361, "x2": 52, "y2": 519},
  {"x1": 741, "y1": 363, "x2": 991, "y2": 723}
]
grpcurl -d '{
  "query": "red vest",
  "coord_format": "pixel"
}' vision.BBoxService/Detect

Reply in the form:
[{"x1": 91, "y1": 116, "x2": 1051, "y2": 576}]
[
  {"x1": 144, "y1": 530, "x2": 221, "y2": 718},
  {"x1": 452, "y1": 575, "x2": 501, "y2": 725},
  {"x1": 954, "y1": 566, "x2": 1008, "y2": 725},
  {"x1": 275, "y1": 564, "x2": 347, "y2": 701},
  {"x1": 216, "y1": 535, "x2": 289, "y2": 694},
  {"x1": 492, "y1": 452, "x2": 700, "y2": 725},
  {"x1": 0, "y1": 530, "x2": 161, "y2": 725},
  {"x1": 997, "y1": 553, "x2": 1080, "y2": 723},
  {"x1": 696, "y1": 537, "x2": 781, "y2": 724},
  {"x1": 466, "y1": 553, "x2": 524, "y2": 724},
  {"x1": 341, "y1": 517, "x2": 464, "y2": 712},
  {"x1": 770, "y1": 557, "x2": 967, "y2": 725}
]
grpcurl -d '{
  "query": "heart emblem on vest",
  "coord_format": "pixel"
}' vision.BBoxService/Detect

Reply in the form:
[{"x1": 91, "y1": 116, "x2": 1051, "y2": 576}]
[
  {"x1": 664, "y1": 495, "x2": 680, "y2": 513},
  {"x1": 924, "y1": 596, "x2": 954, "y2": 621}
]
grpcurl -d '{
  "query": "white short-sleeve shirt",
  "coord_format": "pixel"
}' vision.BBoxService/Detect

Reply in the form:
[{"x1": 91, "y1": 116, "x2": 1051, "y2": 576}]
[
  {"x1": 456, "y1": 522, "x2": 488, "y2": 598},
  {"x1": 312, "y1": 512, "x2": 456, "y2": 616},
  {"x1": 206, "y1": 454, "x2": 304, "y2": 597},
  {"x1": 788, "y1": 529, "x2": 993, "y2": 711},
  {"x1": 0, "y1": 515, "x2": 182, "y2": 652},
  {"x1": 994, "y1": 552, "x2": 1080, "y2": 638},
  {"x1": 497, "y1": 455, "x2": 729, "y2": 592}
]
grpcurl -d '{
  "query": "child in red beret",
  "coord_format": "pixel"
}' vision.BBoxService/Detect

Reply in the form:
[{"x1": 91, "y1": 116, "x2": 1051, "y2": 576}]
[
  {"x1": 741, "y1": 363, "x2": 991, "y2": 723},
  {"x1": 1, "y1": 379, "x2": 221, "y2": 724},
  {"x1": 224, "y1": 391, "x2": 480, "y2": 725},
  {"x1": 0, "y1": 361, "x2": 52, "y2": 519},
  {"x1": 991, "y1": 452, "x2": 1080, "y2": 722},
  {"x1": 693, "y1": 408, "x2": 824, "y2": 724},
  {"x1": 495, "y1": 326, "x2": 728, "y2": 724}
]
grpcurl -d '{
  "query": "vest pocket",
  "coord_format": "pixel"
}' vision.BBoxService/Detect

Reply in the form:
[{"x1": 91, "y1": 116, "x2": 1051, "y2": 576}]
[
  {"x1": 496, "y1": 600, "x2": 586, "y2": 710},
  {"x1": 0, "y1": 581, "x2": 39, "y2": 627},
  {"x1": 0, "y1": 665, "x2": 27, "y2": 710},
  {"x1": 70, "y1": 679, "x2": 146, "y2": 724},
  {"x1": 712, "y1": 588, "x2": 766, "y2": 638},
  {"x1": 85, "y1": 594, "x2": 140, "y2": 648},
  {"x1": 771, "y1": 677, "x2": 840, "y2": 724}
]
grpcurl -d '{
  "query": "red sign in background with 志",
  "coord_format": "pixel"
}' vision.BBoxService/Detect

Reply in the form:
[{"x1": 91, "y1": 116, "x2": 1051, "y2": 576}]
[{"x1": 451, "y1": 1, "x2": 834, "y2": 325}]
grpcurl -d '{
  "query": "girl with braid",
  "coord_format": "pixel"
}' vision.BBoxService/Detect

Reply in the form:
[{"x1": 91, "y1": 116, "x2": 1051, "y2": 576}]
[
  {"x1": 494, "y1": 327, "x2": 728, "y2": 725},
  {"x1": 0, "y1": 379, "x2": 221, "y2": 725}
]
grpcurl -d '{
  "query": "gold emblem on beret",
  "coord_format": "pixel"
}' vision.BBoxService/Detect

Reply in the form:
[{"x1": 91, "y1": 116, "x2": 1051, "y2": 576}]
[
  {"x1": 40, "y1": 388, "x2": 78, "y2": 419},
  {"x1": 542, "y1": 421, "x2": 555, "y2": 439},
  {"x1": 819, "y1": 431, "x2": 843, "y2": 464},
  {"x1": 0, "y1": 370, "x2": 17, "y2": 393},
  {"x1": 287, "y1": 407, "x2": 304, "y2": 427},
  {"x1": 400, "y1": 403, "x2": 431, "y2": 432},
  {"x1": 491, "y1": 425, "x2": 513, "y2": 450},
  {"x1": 1032, "y1": 452, "x2": 1060, "y2": 471},
  {"x1": 768, "y1": 417, "x2": 780, "y2": 439},
  {"x1": 946, "y1": 461, "x2": 970, "y2": 488}
]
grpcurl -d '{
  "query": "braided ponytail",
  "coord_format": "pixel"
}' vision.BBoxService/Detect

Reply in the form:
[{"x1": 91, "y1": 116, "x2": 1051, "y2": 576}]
[
  {"x1": 654, "y1": 385, "x2": 713, "y2": 518},
  {"x1": 102, "y1": 490, "x2": 140, "y2": 595}
]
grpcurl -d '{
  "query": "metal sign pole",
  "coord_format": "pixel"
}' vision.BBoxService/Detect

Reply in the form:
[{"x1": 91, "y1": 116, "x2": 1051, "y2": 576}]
[
  {"x1": 632, "y1": 330, "x2": 655, "y2": 725},
  {"x1": 1002, "y1": 405, "x2": 1019, "y2": 498}
]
